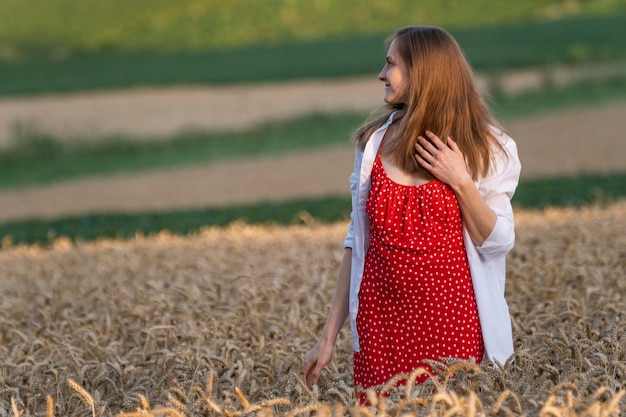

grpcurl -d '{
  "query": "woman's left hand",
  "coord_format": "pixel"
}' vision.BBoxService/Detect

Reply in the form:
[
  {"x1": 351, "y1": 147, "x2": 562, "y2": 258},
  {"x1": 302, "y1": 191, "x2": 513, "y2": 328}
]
[{"x1": 415, "y1": 131, "x2": 472, "y2": 190}]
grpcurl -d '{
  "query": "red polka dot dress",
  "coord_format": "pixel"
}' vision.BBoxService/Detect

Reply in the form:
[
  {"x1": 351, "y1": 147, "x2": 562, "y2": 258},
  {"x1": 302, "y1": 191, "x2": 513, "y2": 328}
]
[{"x1": 353, "y1": 154, "x2": 484, "y2": 393}]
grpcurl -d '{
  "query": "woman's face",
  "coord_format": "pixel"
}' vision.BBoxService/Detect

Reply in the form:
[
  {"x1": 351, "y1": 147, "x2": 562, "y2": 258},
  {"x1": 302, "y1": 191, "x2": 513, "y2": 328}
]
[{"x1": 378, "y1": 39, "x2": 410, "y2": 105}]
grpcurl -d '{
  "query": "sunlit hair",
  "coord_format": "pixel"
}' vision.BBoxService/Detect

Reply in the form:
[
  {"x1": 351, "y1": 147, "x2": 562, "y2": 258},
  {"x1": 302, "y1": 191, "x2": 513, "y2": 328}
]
[{"x1": 353, "y1": 26, "x2": 504, "y2": 180}]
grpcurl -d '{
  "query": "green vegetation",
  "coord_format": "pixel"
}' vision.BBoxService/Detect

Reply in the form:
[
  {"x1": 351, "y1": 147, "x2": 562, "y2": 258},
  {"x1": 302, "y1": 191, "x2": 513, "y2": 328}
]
[
  {"x1": 489, "y1": 73, "x2": 626, "y2": 119},
  {"x1": 2, "y1": 74, "x2": 625, "y2": 246},
  {"x1": 0, "y1": 113, "x2": 365, "y2": 189},
  {"x1": 1, "y1": 0, "x2": 623, "y2": 56},
  {"x1": 2, "y1": 75, "x2": 626, "y2": 190},
  {"x1": 1, "y1": 13, "x2": 625, "y2": 95},
  {"x1": 1, "y1": 1, "x2": 625, "y2": 245},
  {"x1": 514, "y1": 172, "x2": 626, "y2": 209},
  {"x1": 1, "y1": 172, "x2": 624, "y2": 247}
]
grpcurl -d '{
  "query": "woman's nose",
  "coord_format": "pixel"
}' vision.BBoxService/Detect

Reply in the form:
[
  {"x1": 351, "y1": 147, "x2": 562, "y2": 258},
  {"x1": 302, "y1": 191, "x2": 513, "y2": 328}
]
[{"x1": 378, "y1": 70, "x2": 386, "y2": 81}]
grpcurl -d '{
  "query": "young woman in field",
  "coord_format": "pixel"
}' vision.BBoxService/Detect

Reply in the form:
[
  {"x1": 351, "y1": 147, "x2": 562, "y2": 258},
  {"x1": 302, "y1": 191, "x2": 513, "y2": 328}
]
[{"x1": 302, "y1": 26, "x2": 521, "y2": 398}]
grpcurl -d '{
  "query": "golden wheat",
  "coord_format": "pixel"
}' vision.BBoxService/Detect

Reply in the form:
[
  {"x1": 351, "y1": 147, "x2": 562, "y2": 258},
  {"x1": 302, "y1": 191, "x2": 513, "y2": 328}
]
[
  {"x1": 67, "y1": 378, "x2": 96, "y2": 417},
  {"x1": 46, "y1": 394, "x2": 54, "y2": 417},
  {"x1": 0, "y1": 201, "x2": 624, "y2": 416}
]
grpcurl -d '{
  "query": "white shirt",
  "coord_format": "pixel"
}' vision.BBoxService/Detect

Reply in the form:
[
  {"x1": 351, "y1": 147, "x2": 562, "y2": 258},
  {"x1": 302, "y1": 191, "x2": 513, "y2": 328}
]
[{"x1": 343, "y1": 112, "x2": 521, "y2": 364}]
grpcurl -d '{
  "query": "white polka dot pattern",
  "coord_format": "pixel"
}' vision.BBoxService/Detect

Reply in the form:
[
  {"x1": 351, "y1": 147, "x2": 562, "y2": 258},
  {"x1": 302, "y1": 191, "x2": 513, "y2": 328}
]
[{"x1": 353, "y1": 154, "x2": 484, "y2": 393}]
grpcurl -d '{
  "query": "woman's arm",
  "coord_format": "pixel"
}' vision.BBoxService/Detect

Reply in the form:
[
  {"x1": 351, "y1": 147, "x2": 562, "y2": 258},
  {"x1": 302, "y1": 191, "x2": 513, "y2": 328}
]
[
  {"x1": 303, "y1": 248, "x2": 352, "y2": 389},
  {"x1": 415, "y1": 131, "x2": 496, "y2": 245},
  {"x1": 448, "y1": 175, "x2": 496, "y2": 246}
]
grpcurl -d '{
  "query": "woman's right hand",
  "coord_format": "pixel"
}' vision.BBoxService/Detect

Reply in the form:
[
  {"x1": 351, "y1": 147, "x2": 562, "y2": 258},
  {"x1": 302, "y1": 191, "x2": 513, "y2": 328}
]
[
  {"x1": 303, "y1": 337, "x2": 335, "y2": 389},
  {"x1": 303, "y1": 248, "x2": 352, "y2": 390}
]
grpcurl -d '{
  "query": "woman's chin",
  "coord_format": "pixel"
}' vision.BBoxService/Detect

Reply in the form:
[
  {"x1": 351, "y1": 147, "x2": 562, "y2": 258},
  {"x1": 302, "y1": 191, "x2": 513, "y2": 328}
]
[{"x1": 383, "y1": 96, "x2": 402, "y2": 105}]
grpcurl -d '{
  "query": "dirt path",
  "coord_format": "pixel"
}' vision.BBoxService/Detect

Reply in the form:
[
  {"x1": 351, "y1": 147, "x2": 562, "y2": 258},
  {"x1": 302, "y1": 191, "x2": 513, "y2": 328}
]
[{"x1": 0, "y1": 74, "x2": 625, "y2": 222}]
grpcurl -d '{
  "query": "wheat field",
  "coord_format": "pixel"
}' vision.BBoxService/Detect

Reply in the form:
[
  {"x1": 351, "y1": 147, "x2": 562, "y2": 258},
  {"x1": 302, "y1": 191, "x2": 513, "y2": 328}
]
[{"x1": 0, "y1": 201, "x2": 625, "y2": 417}]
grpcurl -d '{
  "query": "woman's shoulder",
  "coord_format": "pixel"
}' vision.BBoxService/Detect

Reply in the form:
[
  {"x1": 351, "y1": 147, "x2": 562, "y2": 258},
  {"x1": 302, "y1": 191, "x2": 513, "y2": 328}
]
[
  {"x1": 481, "y1": 125, "x2": 521, "y2": 183},
  {"x1": 488, "y1": 125, "x2": 519, "y2": 159},
  {"x1": 489, "y1": 125, "x2": 515, "y2": 146}
]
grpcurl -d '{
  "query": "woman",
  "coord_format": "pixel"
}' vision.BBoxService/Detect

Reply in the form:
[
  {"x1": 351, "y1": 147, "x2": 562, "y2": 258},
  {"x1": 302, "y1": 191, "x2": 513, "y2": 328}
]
[{"x1": 302, "y1": 26, "x2": 521, "y2": 396}]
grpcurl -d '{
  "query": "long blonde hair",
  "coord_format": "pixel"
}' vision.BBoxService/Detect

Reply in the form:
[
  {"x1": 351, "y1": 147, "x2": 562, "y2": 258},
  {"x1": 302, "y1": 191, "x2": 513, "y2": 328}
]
[{"x1": 353, "y1": 26, "x2": 503, "y2": 180}]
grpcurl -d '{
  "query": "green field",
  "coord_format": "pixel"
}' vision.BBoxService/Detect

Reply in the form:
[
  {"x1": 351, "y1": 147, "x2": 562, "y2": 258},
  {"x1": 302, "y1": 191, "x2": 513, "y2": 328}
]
[
  {"x1": 1, "y1": 0, "x2": 624, "y2": 55},
  {"x1": 2, "y1": 171, "x2": 624, "y2": 247},
  {"x1": 1, "y1": 74, "x2": 626, "y2": 246},
  {"x1": 0, "y1": 7, "x2": 625, "y2": 95},
  {"x1": 1, "y1": 1, "x2": 625, "y2": 244},
  {"x1": 2, "y1": 75, "x2": 626, "y2": 190}
]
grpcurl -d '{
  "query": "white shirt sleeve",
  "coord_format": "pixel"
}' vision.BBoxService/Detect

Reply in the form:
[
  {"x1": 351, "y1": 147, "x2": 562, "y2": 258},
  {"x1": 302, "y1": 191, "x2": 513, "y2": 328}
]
[
  {"x1": 344, "y1": 146, "x2": 363, "y2": 249},
  {"x1": 475, "y1": 131, "x2": 522, "y2": 260}
]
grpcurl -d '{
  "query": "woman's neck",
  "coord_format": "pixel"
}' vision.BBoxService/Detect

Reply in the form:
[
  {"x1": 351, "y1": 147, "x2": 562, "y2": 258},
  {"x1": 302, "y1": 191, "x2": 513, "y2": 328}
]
[{"x1": 380, "y1": 122, "x2": 433, "y2": 186}]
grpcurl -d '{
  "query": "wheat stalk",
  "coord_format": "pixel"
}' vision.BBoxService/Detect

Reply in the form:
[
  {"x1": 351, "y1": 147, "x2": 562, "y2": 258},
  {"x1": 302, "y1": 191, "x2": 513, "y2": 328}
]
[
  {"x1": 11, "y1": 397, "x2": 22, "y2": 417},
  {"x1": 136, "y1": 393, "x2": 149, "y2": 410},
  {"x1": 0, "y1": 202, "x2": 625, "y2": 416},
  {"x1": 234, "y1": 386, "x2": 251, "y2": 410},
  {"x1": 166, "y1": 393, "x2": 188, "y2": 415},
  {"x1": 117, "y1": 408, "x2": 184, "y2": 417},
  {"x1": 285, "y1": 403, "x2": 324, "y2": 417}
]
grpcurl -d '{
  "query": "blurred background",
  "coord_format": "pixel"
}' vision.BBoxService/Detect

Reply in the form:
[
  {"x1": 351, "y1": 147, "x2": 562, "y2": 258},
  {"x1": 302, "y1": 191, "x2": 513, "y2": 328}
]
[{"x1": 0, "y1": 0, "x2": 625, "y2": 245}]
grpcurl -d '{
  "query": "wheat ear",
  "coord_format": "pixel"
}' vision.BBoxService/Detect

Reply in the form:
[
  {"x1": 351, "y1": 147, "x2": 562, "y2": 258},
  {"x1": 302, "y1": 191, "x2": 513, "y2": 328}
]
[
  {"x1": 46, "y1": 394, "x2": 54, "y2": 417},
  {"x1": 136, "y1": 393, "x2": 149, "y2": 410},
  {"x1": 67, "y1": 378, "x2": 95, "y2": 417},
  {"x1": 11, "y1": 397, "x2": 22, "y2": 417}
]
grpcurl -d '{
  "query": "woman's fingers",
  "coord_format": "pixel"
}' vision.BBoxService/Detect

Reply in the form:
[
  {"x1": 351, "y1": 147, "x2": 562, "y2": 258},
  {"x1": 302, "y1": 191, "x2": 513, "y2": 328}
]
[
  {"x1": 303, "y1": 358, "x2": 325, "y2": 389},
  {"x1": 447, "y1": 136, "x2": 460, "y2": 151},
  {"x1": 303, "y1": 341, "x2": 328, "y2": 389},
  {"x1": 307, "y1": 364, "x2": 322, "y2": 389},
  {"x1": 416, "y1": 132, "x2": 457, "y2": 161},
  {"x1": 416, "y1": 131, "x2": 447, "y2": 157},
  {"x1": 415, "y1": 151, "x2": 432, "y2": 172},
  {"x1": 425, "y1": 130, "x2": 445, "y2": 146},
  {"x1": 415, "y1": 133, "x2": 459, "y2": 174},
  {"x1": 417, "y1": 135, "x2": 434, "y2": 154},
  {"x1": 416, "y1": 137, "x2": 431, "y2": 157},
  {"x1": 302, "y1": 351, "x2": 317, "y2": 389},
  {"x1": 416, "y1": 137, "x2": 440, "y2": 164}
]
